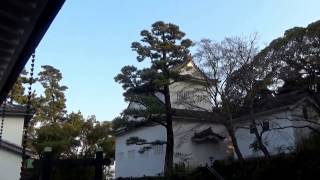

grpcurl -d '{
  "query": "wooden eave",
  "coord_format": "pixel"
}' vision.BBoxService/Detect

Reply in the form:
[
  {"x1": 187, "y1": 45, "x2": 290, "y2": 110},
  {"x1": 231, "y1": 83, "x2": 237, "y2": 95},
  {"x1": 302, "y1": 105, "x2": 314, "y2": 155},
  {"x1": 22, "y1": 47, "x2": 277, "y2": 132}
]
[{"x1": 0, "y1": 0, "x2": 65, "y2": 103}]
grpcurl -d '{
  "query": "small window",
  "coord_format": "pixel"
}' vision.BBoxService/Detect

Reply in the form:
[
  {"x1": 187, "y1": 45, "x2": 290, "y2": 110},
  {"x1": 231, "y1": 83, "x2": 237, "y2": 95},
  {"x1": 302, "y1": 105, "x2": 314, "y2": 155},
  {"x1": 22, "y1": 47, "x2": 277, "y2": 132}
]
[
  {"x1": 177, "y1": 90, "x2": 192, "y2": 102},
  {"x1": 128, "y1": 150, "x2": 135, "y2": 160}
]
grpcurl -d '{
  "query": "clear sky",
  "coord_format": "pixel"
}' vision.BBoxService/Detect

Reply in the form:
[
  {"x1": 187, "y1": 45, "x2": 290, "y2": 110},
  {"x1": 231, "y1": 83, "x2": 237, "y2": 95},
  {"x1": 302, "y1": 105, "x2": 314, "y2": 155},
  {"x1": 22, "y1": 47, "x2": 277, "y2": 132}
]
[{"x1": 33, "y1": 0, "x2": 320, "y2": 121}]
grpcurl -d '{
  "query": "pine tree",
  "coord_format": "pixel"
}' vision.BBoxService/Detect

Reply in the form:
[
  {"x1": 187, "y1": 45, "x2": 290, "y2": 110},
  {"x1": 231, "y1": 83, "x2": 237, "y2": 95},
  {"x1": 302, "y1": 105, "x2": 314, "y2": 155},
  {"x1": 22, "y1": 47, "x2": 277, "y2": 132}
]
[
  {"x1": 115, "y1": 21, "x2": 192, "y2": 175},
  {"x1": 35, "y1": 65, "x2": 68, "y2": 123}
]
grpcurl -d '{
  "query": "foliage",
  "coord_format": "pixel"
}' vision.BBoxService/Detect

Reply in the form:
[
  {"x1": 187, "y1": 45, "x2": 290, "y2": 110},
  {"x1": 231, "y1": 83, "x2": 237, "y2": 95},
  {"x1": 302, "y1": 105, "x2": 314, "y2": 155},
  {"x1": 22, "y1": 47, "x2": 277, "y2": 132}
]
[
  {"x1": 296, "y1": 134, "x2": 320, "y2": 152},
  {"x1": 115, "y1": 21, "x2": 192, "y2": 113},
  {"x1": 115, "y1": 165, "x2": 217, "y2": 180},
  {"x1": 115, "y1": 21, "x2": 193, "y2": 175},
  {"x1": 194, "y1": 36, "x2": 261, "y2": 112},
  {"x1": 193, "y1": 35, "x2": 276, "y2": 159},
  {"x1": 25, "y1": 162, "x2": 96, "y2": 180},
  {"x1": 112, "y1": 116, "x2": 129, "y2": 130},
  {"x1": 7, "y1": 69, "x2": 30, "y2": 104},
  {"x1": 112, "y1": 116, "x2": 156, "y2": 132},
  {"x1": 78, "y1": 115, "x2": 114, "y2": 158},
  {"x1": 257, "y1": 20, "x2": 320, "y2": 92},
  {"x1": 168, "y1": 163, "x2": 195, "y2": 180},
  {"x1": 249, "y1": 138, "x2": 269, "y2": 153},
  {"x1": 33, "y1": 122, "x2": 80, "y2": 157},
  {"x1": 34, "y1": 65, "x2": 68, "y2": 124},
  {"x1": 51, "y1": 166, "x2": 95, "y2": 180},
  {"x1": 6, "y1": 64, "x2": 115, "y2": 159},
  {"x1": 213, "y1": 142, "x2": 320, "y2": 180},
  {"x1": 33, "y1": 111, "x2": 114, "y2": 158}
]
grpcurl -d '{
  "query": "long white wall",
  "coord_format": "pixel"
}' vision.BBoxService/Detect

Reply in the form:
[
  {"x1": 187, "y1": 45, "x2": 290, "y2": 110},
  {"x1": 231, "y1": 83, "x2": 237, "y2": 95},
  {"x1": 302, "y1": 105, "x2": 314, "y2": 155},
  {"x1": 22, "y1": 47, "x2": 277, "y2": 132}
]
[
  {"x1": 116, "y1": 108, "x2": 319, "y2": 177},
  {"x1": 0, "y1": 149, "x2": 22, "y2": 180},
  {"x1": 115, "y1": 125, "x2": 167, "y2": 178},
  {"x1": 173, "y1": 121, "x2": 230, "y2": 167},
  {"x1": 234, "y1": 111, "x2": 296, "y2": 158},
  {"x1": 290, "y1": 102, "x2": 320, "y2": 143},
  {"x1": 2, "y1": 116, "x2": 24, "y2": 145},
  {"x1": 115, "y1": 121, "x2": 231, "y2": 178}
]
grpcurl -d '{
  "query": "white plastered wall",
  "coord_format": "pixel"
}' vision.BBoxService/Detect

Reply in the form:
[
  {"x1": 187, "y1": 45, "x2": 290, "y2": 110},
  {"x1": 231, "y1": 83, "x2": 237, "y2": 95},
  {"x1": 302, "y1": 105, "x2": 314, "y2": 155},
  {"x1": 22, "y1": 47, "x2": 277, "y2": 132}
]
[
  {"x1": 234, "y1": 110, "x2": 296, "y2": 158},
  {"x1": 2, "y1": 116, "x2": 24, "y2": 145},
  {"x1": 0, "y1": 148, "x2": 22, "y2": 180},
  {"x1": 115, "y1": 121, "x2": 231, "y2": 178}
]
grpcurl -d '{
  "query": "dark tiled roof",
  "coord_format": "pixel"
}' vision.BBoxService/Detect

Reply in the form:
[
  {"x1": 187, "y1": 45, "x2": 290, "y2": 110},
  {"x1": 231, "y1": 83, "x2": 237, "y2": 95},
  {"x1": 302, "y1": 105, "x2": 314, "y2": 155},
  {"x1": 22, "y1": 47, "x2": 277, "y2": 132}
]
[
  {"x1": 251, "y1": 90, "x2": 318, "y2": 115},
  {"x1": 233, "y1": 90, "x2": 319, "y2": 122},
  {"x1": 0, "y1": 139, "x2": 31, "y2": 156},
  {"x1": 255, "y1": 90, "x2": 311, "y2": 112},
  {"x1": 114, "y1": 121, "x2": 158, "y2": 136},
  {"x1": 1, "y1": 103, "x2": 26, "y2": 112},
  {"x1": 0, "y1": 103, "x2": 28, "y2": 116}
]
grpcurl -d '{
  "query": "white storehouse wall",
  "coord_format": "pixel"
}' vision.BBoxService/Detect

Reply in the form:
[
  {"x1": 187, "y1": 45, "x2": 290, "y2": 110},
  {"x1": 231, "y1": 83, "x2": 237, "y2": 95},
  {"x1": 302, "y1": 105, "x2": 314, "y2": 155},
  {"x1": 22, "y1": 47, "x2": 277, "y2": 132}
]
[
  {"x1": 290, "y1": 101, "x2": 320, "y2": 144},
  {"x1": 116, "y1": 106, "x2": 320, "y2": 178},
  {"x1": 234, "y1": 110, "x2": 296, "y2": 158},
  {"x1": 0, "y1": 115, "x2": 25, "y2": 180},
  {"x1": 2, "y1": 116, "x2": 24, "y2": 145},
  {"x1": 173, "y1": 121, "x2": 230, "y2": 167},
  {"x1": 115, "y1": 121, "x2": 231, "y2": 178},
  {"x1": 115, "y1": 125, "x2": 166, "y2": 178},
  {"x1": 0, "y1": 149, "x2": 22, "y2": 180}
]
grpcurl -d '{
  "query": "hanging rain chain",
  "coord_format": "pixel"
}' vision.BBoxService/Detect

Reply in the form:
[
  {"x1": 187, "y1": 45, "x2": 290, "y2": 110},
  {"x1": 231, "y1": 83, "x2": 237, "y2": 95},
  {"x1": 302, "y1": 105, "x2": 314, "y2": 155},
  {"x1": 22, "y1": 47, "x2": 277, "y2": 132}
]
[
  {"x1": 20, "y1": 52, "x2": 36, "y2": 180},
  {"x1": 0, "y1": 99, "x2": 7, "y2": 144}
]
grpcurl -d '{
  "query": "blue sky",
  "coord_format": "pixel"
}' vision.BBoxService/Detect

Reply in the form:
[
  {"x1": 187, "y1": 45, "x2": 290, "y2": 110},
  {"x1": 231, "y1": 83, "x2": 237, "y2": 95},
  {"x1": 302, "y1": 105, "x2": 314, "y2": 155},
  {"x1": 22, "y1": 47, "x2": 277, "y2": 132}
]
[{"x1": 32, "y1": 0, "x2": 320, "y2": 121}]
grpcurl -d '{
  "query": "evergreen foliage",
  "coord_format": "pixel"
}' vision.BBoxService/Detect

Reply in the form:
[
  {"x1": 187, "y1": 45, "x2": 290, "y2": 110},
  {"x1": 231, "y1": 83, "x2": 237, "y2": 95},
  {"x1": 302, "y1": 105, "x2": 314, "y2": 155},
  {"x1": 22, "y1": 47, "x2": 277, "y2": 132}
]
[{"x1": 115, "y1": 21, "x2": 193, "y2": 175}]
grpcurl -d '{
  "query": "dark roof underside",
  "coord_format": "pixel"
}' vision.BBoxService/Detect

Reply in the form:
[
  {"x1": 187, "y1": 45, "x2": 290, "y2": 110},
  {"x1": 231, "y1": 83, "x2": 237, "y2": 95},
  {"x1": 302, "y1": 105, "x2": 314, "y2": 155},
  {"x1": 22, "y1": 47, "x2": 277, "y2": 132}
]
[
  {"x1": 0, "y1": 139, "x2": 31, "y2": 156},
  {"x1": 0, "y1": 0, "x2": 65, "y2": 103}
]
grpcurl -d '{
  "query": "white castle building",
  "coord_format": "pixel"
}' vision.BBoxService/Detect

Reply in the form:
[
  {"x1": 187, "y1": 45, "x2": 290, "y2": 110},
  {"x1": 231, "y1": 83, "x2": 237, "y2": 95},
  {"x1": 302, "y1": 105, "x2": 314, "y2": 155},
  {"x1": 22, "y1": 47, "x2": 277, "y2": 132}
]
[{"x1": 114, "y1": 60, "x2": 320, "y2": 178}]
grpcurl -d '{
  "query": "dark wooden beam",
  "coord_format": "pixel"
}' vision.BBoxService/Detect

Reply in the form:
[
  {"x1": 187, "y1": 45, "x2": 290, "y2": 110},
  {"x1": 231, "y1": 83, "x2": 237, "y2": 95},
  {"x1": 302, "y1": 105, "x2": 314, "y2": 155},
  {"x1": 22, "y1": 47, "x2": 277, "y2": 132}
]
[{"x1": 0, "y1": 0, "x2": 65, "y2": 103}]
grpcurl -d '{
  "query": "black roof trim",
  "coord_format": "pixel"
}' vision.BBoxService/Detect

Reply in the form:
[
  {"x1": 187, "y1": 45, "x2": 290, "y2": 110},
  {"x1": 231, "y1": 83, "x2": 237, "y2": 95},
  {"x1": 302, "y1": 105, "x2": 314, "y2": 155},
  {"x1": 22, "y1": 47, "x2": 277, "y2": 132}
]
[
  {"x1": 0, "y1": 0, "x2": 65, "y2": 103},
  {"x1": 0, "y1": 139, "x2": 32, "y2": 156},
  {"x1": 0, "y1": 103, "x2": 33, "y2": 117}
]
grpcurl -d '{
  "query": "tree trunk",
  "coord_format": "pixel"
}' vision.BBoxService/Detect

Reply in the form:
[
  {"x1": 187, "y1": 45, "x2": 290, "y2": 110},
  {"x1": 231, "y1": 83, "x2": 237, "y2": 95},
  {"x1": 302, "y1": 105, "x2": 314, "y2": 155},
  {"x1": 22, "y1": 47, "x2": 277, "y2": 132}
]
[
  {"x1": 164, "y1": 121, "x2": 174, "y2": 176},
  {"x1": 163, "y1": 85, "x2": 174, "y2": 177},
  {"x1": 249, "y1": 107, "x2": 271, "y2": 158},
  {"x1": 226, "y1": 123, "x2": 244, "y2": 161}
]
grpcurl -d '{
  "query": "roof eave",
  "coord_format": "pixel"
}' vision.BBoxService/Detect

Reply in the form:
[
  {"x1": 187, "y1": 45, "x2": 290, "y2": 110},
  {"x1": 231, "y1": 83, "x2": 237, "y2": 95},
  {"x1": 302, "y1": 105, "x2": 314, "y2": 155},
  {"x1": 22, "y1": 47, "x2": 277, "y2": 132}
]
[{"x1": 0, "y1": 0, "x2": 65, "y2": 103}]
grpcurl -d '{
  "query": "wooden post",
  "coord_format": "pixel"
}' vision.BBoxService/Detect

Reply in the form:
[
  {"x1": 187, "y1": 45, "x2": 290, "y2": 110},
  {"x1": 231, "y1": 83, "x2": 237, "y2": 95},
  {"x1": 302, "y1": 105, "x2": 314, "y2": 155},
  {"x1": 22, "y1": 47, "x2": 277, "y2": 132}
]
[
  {"x1": 94, "y1": 147, "x2": 104, "y2": 180},
  {"x1": 39, "y1": 147, "x2": 53, "y2": 180}
]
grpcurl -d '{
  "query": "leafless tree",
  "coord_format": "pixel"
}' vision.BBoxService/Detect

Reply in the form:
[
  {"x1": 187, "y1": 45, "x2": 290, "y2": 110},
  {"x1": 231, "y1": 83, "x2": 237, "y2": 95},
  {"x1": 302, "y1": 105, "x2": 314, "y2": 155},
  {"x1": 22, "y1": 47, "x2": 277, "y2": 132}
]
[{"x1": 181, "y1": 34, "x2": 278, "y2": 159}]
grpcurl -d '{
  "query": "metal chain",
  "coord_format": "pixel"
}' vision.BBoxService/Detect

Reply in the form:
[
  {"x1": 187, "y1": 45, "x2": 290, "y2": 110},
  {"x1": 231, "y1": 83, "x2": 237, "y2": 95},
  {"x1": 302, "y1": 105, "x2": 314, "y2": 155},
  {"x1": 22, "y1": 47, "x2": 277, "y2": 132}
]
[
  {"x1": 20, "y1": 52, "x2": 36, "y2": 180},
  {"x1": 0, "y1": 99, "x2": 6, "y2": 144}
]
